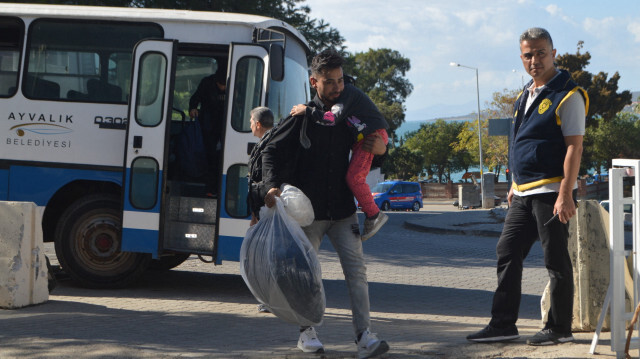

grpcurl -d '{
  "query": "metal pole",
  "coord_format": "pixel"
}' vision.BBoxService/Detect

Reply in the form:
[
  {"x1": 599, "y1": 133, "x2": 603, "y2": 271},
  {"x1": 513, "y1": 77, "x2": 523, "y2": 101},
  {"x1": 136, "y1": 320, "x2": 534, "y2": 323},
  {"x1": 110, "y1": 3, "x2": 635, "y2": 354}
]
[
  {"x1": 450, "y1": 62, "x2": 484, "y2": 208},
  {"x1": 474, "y1": 67, "x2": 485, "y2": 208}
]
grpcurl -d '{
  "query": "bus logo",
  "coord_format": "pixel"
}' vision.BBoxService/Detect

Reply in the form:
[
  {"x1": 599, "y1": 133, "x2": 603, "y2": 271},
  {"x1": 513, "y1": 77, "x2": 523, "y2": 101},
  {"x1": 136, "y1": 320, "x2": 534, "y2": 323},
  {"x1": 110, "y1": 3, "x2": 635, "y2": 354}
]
[{"x1": 10, "y1": 123, "x2": 73, "y2": 136}]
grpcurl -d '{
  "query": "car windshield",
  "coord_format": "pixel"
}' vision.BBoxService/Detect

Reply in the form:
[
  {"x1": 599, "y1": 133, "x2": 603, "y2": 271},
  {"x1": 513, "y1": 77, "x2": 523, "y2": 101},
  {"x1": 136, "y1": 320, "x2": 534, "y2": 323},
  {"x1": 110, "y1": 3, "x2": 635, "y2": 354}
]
[{"x1": 371, "y1": 183, "x2": 393, "y2": 193}]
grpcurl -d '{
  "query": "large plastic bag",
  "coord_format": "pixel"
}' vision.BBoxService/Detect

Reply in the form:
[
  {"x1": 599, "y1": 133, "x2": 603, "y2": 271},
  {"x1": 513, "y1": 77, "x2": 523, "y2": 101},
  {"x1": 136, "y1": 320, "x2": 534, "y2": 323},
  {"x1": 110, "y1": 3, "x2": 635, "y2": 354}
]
[
  {"x1": 240, "y1": 197, "x2": 325, "y2": 326},
  {"x1": 279, "y1": 184, "x2": 314, "y2": 227}
]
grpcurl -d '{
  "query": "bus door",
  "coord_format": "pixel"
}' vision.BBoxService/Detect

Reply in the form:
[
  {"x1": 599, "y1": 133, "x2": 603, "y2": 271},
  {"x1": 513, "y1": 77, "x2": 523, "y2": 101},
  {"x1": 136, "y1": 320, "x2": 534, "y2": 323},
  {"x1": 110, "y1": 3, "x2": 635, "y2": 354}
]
[
  {"x1": 215, "y1": 43, "x2": 269, "y2": 262},
  {"x1": 121, "y1": 39, "x2": 177, "y2": 258}
]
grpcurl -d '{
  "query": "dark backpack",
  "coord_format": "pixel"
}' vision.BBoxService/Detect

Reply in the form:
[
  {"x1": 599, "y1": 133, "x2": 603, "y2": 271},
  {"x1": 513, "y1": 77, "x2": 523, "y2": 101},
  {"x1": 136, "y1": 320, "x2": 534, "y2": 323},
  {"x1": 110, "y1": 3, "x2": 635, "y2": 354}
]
[{"x1": 175, "y1": 118, "x2": 208, "y2": 179}]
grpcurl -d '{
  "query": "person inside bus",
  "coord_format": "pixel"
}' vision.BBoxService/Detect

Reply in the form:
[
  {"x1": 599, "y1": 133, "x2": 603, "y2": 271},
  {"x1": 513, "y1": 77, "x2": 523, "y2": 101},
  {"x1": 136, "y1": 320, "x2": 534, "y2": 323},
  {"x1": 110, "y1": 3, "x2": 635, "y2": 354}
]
[
  {"x1": 290, "y1": 82, "x2": 389, "y2": 241},
  {"x1": 262, "y1": 48, "x2": 389, "y2": 359},
  {"x1": 189, "y1": 60, "x2": 227, "y2": 196}
]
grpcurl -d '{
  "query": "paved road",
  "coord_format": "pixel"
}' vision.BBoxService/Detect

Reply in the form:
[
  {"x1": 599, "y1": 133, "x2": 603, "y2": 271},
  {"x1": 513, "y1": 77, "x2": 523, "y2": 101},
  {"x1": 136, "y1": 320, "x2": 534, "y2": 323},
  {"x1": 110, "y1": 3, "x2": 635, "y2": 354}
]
[{"x1": 0, "y1": 202, "x2": 620, "y2": 358}]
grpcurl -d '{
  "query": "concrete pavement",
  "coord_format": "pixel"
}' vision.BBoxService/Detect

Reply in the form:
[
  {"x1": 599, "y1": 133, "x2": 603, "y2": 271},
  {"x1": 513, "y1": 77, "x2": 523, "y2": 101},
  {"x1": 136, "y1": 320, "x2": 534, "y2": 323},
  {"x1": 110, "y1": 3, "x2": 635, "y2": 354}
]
[{"x1": 0, "y1": 200, "x2": 622, "y2": 358}]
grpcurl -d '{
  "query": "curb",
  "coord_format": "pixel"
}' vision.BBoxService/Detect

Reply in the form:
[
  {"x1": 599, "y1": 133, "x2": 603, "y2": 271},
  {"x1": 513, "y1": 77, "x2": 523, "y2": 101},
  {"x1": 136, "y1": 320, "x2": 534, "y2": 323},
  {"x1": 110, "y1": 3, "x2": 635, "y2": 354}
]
[{"x1": 403, "y1": 221, "x2": 502, "y2": 237}]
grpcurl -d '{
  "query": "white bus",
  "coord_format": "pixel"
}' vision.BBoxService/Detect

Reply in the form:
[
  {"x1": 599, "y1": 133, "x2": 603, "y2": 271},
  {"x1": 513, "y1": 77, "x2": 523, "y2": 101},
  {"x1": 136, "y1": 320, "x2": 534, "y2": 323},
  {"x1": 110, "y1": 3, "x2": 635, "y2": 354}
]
[{"x1": 0, "y1": 3, "x2": 310, "y2": 287}]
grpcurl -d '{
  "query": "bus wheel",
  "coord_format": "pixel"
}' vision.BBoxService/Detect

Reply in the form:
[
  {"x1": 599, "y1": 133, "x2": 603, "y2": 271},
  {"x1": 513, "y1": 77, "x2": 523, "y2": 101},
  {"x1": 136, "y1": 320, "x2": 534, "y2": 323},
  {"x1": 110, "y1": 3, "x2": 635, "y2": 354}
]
[
  {"x1": 381, "y1": 201, "x2": 390, "y2": 211},
  {"x1": 54, "y1": 194, "x2": 151, "y2": 288},
  {"x1": 148, "y1": 253, "x2": 191, "y2": 271},
  {"x1": 412, "y1": 202, "x2": 421, "y2": 212}
]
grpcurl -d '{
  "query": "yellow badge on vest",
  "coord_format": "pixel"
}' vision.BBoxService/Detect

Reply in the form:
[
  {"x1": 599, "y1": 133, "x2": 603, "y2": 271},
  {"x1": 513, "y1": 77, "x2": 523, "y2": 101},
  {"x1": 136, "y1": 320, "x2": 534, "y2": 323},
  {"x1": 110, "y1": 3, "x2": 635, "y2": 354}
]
[{"x1": 538, "y1": 99, "x2": 552, "y2": 114}]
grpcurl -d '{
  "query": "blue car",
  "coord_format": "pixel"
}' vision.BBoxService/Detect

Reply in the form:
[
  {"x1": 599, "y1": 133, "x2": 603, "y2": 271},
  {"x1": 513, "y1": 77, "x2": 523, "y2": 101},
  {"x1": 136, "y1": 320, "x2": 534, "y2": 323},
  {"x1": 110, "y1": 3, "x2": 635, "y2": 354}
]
[{"x1": 371, "y1": 181, "x2": 423, "y2": 211}]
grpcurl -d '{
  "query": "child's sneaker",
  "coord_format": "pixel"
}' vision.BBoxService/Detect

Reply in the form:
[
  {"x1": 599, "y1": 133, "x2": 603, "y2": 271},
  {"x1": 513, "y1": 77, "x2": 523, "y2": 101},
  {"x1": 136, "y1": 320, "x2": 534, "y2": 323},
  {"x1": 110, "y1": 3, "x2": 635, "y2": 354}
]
[
  {"x1": 356, "y1": 329, "x2": 389, "y2": 359},
  {"x1": 361, "y1": 212, "x2": 388, "y2": 241},
  {"x1": 297, "y1": 327, "x2": 324, "y2": 353}
]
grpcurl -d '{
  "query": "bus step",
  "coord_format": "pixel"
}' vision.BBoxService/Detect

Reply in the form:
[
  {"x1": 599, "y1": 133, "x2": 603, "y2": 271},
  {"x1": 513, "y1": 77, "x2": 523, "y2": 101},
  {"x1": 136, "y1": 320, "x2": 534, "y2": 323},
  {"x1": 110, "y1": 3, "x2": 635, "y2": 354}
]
[
  {"x1": 168, "y1": 196, "x2": 217, "y2": 224},
  {"x1": 164, "y1": 221, "x2": 215, "y2": 253}
]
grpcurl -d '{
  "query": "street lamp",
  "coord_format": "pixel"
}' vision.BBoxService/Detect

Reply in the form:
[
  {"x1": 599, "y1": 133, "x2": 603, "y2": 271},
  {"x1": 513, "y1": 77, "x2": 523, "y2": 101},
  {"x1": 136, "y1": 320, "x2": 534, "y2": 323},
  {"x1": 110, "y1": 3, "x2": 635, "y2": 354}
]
[{"x1": 450, "y1": 62, "x2": 485, "y2": 208}]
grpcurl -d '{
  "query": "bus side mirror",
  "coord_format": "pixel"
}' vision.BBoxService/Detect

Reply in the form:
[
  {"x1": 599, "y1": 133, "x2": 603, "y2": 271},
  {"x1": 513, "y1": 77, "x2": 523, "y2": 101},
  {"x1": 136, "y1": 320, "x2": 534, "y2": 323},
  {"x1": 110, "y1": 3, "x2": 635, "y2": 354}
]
[{"x1": 269, "y1": 43, "x2": 284, "y2": 81}]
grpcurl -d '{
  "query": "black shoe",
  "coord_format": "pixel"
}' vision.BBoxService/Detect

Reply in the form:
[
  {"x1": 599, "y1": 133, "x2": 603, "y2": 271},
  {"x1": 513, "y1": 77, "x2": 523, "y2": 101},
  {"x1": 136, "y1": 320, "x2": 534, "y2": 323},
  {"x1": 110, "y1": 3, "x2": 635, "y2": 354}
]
[
  {"x1": 526, "y1": 328, "x2": 574, "y2": 346},
  {"x1": 467, "y1": 325, "x2": 520, "y2": 342}
]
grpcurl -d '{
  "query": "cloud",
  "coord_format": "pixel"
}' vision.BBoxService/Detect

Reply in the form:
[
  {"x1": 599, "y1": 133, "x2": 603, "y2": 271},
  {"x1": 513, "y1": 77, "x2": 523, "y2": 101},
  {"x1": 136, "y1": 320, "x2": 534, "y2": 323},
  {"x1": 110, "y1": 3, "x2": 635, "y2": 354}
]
[
  {"x1": 544, "y1": 4, "x2": 577, "y2": 25},
  {"x1": 583, "y1": 16, "x2": 616, "y2": 37},
  {"x1": 545, "y1": 4, "x2": 560, "y2": 16},
  {"x1": 629, "y1": 22, "x2": 640, "y2": 42}
]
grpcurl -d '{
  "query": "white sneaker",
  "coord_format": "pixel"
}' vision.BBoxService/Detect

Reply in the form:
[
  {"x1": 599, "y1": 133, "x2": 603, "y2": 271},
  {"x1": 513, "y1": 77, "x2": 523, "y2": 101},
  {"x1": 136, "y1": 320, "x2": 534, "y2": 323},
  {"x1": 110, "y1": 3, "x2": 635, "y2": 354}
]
[
  {"x1": 357, "y1": 329, "x2": 389, "y2": 359},
  {"x1": 297, "y1": 327, "x2": 324, "y2": 353},
  {"x1": 361, "y1": 212, "x2": 388, "y2": 241}
]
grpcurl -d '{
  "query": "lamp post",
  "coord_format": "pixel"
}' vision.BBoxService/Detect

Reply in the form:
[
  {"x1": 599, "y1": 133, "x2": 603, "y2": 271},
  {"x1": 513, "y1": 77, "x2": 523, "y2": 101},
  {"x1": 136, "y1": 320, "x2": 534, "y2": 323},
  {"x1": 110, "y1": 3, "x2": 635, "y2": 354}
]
[{"x1": 450, "y1": 62, "x2": 484, "y2": 208}]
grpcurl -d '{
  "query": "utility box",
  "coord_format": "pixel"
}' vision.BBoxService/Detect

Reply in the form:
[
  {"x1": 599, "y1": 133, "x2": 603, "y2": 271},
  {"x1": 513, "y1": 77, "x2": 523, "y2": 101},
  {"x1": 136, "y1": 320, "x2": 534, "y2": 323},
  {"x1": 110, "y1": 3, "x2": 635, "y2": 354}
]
[
  {"x1": 482, "y1": 172, "x2": 496, "y2": 208},
  {"x1": 458, "y1": 185, "x2": 481, "y2": 209},
  {"x1": 0, "y1": 202, "x2": 49, "y2": 309}
]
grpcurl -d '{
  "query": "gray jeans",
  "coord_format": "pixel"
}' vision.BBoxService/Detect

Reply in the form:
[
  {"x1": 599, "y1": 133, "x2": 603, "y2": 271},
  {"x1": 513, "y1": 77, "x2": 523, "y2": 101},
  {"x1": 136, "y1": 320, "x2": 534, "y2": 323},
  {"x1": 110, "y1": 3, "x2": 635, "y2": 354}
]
[{"x1": 302, "y1": 213, "x2": 370, "y2": 336}]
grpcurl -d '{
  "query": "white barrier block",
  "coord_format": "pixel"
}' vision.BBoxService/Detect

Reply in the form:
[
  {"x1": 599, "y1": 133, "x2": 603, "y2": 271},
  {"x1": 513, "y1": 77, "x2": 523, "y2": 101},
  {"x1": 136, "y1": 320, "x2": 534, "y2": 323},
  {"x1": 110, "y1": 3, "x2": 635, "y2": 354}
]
[
  {"x1": 0, "y1": 201, "x2": 49, "y2": 308},
  {"x1": 541, "y1": 200, "x2": 611, "y2": 331}
]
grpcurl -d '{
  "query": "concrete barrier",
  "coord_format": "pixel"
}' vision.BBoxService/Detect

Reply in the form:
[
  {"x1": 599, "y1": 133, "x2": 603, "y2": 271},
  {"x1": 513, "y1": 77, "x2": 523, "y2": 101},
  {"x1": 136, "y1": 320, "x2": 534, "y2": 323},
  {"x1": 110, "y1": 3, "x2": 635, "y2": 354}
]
[
  {"x1": 0, "y1": 202, "x2": 49, "y2": 308},
  {"x1": 541, "y1": 199, "x2": 612, "y2": 331}
]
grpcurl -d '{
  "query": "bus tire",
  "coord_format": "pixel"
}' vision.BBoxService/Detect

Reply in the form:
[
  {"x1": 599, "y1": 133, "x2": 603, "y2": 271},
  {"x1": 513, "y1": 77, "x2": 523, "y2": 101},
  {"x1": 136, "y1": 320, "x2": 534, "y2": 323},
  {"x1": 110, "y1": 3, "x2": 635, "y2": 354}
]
[
  {"x1": 54, "y1": 194, "x2": 151, "y2": 288},
  {"x1": 412, "y1": 202, "x2": 421, "y2": 212},
  {"x1": 148, "y1": 253, "x2": 191, "y2": 271},
  {"x1": 380, "y1": 201, "x2": 390, "y2": 211}
]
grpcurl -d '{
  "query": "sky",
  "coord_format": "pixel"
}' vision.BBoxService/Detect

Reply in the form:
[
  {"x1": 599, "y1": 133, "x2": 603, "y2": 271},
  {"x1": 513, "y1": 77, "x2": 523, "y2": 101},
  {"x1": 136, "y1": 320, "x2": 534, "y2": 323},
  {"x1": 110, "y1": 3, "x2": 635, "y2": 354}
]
[{"x1": 302, "y1": 0, "x2": 640, "y2": 122}]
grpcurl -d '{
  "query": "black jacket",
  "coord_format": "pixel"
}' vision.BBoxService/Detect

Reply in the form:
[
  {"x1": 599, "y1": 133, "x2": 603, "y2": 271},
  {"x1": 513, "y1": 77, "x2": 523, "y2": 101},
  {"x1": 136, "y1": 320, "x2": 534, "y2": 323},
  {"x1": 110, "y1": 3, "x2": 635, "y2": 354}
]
[
  {"x1": 248, "y1": 127, "x2": 275, "y2": 217},
  {"x1": 262, "y1": 95, "x2": 357, "y2": 221}
]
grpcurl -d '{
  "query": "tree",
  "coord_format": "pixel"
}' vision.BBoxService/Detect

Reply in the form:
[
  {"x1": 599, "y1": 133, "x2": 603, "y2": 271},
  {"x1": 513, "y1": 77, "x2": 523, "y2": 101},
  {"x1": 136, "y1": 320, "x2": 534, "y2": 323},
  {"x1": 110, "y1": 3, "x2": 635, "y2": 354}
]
[
  {"x1": 555, "y1": 42, "x2": 633, "y2": 173},
  {"x1": 452, "y1": 89, "x2": 517, "y2": 181},
  {"x1": 485, "y1": 89, "x2": 517, "y2": 179},
  {"x1": 404, "y1": 120, "x2": 467, "y2": 183},
  {"x1": 589, "y1": 112, "x2": 640, "y2": 169},
  {"x1": 556, "y1": 41, "x2": 632, "y2": 127},
  {"x1": 343, "y1": 49, "x2": 413, "y2": 142},
  {"x1": 380, "y1": 146, "x2": 424, "y2": 181}
]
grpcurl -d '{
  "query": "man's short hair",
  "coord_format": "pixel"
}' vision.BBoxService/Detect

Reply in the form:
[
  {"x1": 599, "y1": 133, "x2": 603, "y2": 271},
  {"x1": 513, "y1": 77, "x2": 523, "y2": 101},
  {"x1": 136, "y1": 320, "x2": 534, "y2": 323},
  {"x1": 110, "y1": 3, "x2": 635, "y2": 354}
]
[
  {"x1": 310, "y1": 48, "x2": 344, "y2": 77},
  {"x1": 250, "y1": 106, "x2": 274, "y2": 128},
  {"x1": 519, "y1": 27, "x2": 553, "y2": 48}
]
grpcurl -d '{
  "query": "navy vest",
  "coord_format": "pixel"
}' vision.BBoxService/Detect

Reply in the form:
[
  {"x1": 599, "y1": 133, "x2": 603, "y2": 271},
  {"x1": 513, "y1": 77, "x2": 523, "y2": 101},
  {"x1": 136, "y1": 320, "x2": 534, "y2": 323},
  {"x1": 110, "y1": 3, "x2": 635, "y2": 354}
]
[{"x1": 510, "y1": 69, "x2": 588, "y2": 191}]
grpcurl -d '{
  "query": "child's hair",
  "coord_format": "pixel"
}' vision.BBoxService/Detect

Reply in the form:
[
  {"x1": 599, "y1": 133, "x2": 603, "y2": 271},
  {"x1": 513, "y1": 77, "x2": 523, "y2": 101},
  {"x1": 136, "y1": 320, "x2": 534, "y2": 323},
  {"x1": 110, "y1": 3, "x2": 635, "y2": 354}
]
[{"x1": 310, "y1": 48, "x2": 344, "y2": 77}]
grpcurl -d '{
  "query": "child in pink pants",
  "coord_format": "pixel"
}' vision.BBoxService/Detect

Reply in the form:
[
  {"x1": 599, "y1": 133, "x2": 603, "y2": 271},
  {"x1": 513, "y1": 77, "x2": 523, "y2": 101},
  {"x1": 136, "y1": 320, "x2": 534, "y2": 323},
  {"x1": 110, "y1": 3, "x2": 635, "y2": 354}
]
[{"x1": 291, "y1": 84, "x2": 389, "y2": 240}]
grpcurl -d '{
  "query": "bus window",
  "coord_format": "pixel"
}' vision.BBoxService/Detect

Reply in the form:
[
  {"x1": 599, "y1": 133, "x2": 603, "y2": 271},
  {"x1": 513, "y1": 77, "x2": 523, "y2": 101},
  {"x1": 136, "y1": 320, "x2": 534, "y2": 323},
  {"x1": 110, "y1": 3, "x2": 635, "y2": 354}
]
[
  {"x1": 225, "y1": 164, "x2": 249, "y2": 217},
  {"x1": 0, "y1": 17, "x2": 24, "y2": 98},
  {"x1": 135, "y1": 52, "x2": 167, "y2": 127},
  {"x1": 130, "y1": 157, "x2": 159, "y2": 209},
  {"x1": 231, "y1": 56, "x2": 264, "y2": 132},
  {"x1": 268, "y1": 56, "x2": 310, "y2": 124},
  {"x1": 24, "y1": 19, "x2": 162, "y2": 102}
]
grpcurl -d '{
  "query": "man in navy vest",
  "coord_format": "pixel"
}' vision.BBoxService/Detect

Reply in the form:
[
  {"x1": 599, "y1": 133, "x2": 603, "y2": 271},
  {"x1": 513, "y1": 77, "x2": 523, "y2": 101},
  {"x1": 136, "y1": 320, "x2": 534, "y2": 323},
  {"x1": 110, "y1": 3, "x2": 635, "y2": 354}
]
[{"x1": 467, "y1": 27, "x2": 588, "y2": 346}]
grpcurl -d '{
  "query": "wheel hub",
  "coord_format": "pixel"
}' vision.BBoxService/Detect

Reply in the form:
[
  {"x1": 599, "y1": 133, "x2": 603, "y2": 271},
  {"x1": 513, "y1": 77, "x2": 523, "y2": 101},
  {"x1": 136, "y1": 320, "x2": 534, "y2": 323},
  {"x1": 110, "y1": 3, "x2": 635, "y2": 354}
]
[
  {"x1": 83, "y1": 222, "x2": 119, "y2": 259},
  {"x1": 94, "y1": 233, "x2": 114, "y2": 252}
]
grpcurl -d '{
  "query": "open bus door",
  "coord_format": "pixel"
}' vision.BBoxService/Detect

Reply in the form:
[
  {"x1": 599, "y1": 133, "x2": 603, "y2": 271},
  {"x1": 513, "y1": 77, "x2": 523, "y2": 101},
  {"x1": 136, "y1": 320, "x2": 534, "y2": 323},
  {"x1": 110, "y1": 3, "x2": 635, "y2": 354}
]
[
  {"x1": 121, "y1": 39, "x2": 177, "y2": 258},
  {"x1": 214, "y1": 43, "x2": 269, "y2": 262}
]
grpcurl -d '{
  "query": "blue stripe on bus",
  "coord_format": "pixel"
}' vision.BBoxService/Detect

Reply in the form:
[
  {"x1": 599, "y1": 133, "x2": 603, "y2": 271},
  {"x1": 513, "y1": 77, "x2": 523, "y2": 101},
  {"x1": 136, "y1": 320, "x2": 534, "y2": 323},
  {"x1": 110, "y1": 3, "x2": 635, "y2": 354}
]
[
  {"x1": 216, "y1": 234, "x2": 242, "y2": 263},
  {"x1": 121, "y1": 227, "x2": 159, "y2": 258},
  {"x1": 8, "y1": 165, "x2": 121, "y2": 205},
  {"x1": 0, "y1": 169, "x2": 8, "y2": 200}
]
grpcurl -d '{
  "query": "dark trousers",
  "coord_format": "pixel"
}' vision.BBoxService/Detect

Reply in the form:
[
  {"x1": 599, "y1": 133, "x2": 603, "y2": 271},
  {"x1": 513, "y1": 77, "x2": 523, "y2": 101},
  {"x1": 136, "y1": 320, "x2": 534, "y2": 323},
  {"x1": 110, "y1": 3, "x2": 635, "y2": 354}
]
[{"x1": 489, "y1": 192, "x2": 574, "y2": 334}]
